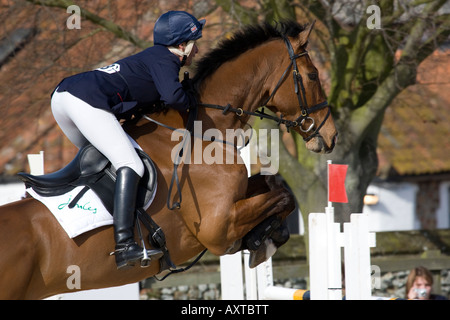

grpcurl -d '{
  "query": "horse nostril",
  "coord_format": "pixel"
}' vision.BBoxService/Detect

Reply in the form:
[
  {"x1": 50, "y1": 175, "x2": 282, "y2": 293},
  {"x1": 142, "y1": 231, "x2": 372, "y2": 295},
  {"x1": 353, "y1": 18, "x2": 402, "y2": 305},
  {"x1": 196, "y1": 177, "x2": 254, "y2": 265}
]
[
  {"x1": 333, "y1": 132, "x2": 338, "y2": 146},
  {"x1": 328, "y1": 132, "x2": 338, "y2": 151}
]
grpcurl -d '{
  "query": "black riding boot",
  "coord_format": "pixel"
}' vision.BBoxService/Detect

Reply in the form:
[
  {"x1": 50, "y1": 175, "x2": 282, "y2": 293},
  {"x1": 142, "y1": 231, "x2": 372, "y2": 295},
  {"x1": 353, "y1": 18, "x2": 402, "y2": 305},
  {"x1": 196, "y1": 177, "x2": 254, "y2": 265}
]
[{"x1": 113, "y1": 167, "x2": 162, "y2": 269}]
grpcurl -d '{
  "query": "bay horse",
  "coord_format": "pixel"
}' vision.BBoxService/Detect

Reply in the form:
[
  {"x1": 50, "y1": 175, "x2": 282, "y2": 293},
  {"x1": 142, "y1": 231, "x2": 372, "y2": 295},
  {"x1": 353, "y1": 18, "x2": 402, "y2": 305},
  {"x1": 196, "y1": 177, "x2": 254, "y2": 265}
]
[{"x1": 0, "y1": 21, "x2": 337, "y2": 299}]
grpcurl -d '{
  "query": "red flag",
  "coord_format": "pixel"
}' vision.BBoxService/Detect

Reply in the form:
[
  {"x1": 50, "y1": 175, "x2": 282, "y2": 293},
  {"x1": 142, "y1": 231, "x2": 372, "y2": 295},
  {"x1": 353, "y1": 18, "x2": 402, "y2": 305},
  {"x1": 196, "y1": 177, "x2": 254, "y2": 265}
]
[{"x1": 328, "y1": 164, "x2": 348, "y2": 203}]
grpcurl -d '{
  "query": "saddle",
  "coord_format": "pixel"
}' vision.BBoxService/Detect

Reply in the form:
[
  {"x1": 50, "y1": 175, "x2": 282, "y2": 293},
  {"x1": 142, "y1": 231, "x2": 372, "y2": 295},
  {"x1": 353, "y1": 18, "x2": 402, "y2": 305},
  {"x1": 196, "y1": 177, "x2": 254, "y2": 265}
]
[
  {"x1": 18, "y1": 144, "x2": 175, "y2": 271},
  {"x1": 18, "y1": 144, "x2": 156, "y2": 212}
]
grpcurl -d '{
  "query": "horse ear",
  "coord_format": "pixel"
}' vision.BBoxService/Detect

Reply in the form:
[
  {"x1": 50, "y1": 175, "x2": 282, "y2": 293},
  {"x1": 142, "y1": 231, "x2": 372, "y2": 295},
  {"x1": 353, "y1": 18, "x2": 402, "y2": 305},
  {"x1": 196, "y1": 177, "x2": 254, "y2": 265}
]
[{"x1": 295, "y1": 20, "x2": 316, "y2": 48}]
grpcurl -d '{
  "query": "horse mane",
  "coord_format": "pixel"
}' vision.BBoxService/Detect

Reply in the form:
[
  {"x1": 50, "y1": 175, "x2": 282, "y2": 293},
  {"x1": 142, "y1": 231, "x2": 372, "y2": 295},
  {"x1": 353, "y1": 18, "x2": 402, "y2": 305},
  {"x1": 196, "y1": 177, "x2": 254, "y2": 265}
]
[{"x1": 193, "y1": 20, "x2": 306, "y2": 88}]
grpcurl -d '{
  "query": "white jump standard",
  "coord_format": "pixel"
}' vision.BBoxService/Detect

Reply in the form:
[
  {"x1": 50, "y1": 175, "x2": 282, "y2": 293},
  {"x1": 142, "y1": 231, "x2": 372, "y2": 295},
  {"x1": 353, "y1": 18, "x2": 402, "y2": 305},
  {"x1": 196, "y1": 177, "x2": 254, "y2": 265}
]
[{"x1": 220, "y1": 159, "x2": 377, "y2": 300}]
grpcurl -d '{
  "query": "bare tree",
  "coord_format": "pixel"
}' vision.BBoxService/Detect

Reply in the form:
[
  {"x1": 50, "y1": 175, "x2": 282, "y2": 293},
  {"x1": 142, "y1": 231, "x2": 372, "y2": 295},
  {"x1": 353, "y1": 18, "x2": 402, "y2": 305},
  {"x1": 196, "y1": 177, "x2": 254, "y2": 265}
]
[{"x1": 255, "y1": 0, "x2": 450, "y2": 230}]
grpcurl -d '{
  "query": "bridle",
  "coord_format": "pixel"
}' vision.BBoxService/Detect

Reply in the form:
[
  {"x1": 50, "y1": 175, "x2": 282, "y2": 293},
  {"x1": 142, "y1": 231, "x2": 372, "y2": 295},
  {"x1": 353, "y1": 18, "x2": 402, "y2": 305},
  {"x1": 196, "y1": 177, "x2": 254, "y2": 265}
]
[
  {"x1": 200, "y1": 35, "x2": 331, "y2": 141},
  {"x1": 263, "y1": 36, "x2": 331, "y2": 141}
]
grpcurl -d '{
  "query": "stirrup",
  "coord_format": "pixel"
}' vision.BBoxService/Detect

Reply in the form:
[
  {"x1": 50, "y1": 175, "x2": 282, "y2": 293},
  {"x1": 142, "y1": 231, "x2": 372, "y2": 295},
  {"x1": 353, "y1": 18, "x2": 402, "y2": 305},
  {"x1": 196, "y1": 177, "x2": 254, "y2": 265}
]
[
  {"x1": 140, "y1": 248, "x2": 164, "y2": 267},
  {"x1": 110, "y1": 242, "x2": 143, "y2": 269},
  {"x1": 141, "y1": 247, "x2": 151, "y2": 267},
  {"x1": 109, "y1": 245, "x2": 163, "y2": 269}
]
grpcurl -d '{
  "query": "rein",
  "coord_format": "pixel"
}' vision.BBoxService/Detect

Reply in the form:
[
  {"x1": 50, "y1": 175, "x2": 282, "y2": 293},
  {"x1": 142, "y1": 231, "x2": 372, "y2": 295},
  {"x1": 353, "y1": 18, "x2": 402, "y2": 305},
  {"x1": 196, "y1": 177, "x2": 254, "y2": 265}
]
[{"x1": 200, "y1": 36, "x2": 331, "y2": 141}]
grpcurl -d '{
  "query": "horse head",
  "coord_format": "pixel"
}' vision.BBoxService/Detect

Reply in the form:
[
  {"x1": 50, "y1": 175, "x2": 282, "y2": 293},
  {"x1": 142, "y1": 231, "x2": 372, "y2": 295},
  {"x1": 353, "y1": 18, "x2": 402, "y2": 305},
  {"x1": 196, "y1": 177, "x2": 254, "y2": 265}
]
[
  {"x1": 194, "y1": 21, "x2": 337, "y2": 154},
  {"x1": 263, "y1": 21, "x2": 337, "y2": 154}
]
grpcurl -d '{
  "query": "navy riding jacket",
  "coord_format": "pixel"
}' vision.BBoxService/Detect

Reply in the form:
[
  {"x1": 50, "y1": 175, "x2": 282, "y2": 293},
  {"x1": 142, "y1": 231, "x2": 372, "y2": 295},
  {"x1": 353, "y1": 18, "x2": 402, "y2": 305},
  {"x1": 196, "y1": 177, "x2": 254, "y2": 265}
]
[{"x1": 55, "y1": 45, "x2": 193, "y2": 118}]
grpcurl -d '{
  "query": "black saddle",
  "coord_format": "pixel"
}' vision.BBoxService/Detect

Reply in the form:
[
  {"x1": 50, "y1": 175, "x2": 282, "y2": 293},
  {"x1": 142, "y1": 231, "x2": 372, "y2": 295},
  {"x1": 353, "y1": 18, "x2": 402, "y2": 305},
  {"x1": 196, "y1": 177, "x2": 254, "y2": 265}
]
[{"x1": 18, "y1": 144, "x2": 157, "y2": 214}]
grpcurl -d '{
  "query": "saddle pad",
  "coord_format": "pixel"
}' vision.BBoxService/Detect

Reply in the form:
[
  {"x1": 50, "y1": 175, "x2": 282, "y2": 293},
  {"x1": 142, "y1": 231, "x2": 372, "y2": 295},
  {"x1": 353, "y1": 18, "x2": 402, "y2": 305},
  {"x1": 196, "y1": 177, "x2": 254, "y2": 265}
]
[
  {"x1": 25, "y1": 136, "x2": 157, "y2": 239},
  {"x1": 27, "y1": 186, "x2": 113, "y2": 238}
]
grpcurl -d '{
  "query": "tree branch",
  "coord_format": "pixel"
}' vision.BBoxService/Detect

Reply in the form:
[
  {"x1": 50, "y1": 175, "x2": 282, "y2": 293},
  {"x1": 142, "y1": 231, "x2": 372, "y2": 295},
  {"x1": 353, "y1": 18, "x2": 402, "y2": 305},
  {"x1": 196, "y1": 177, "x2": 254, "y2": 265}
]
[
  {"x1": 398, "y1": 0, "x2": 447, "y2": 64},
  {"x1": 348, "y1": 0, "x2": 448, "y2": 144},
  {"x1": 215, "y1": 0, "x2": 258, "y2": 26},
  {"x1": 417, "y1": 14, "x2": 450, "y2": 63},
  {"x1": 26, "y1": 0, "x2": 151, "y2": 48}
]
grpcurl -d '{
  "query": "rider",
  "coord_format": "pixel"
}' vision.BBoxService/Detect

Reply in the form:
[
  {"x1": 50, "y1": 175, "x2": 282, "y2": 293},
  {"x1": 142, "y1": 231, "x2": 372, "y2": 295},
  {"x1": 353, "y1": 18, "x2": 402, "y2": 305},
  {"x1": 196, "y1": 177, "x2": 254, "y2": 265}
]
[{"x1": 50, "y1": 11, "x2": 205, "y2": 269}]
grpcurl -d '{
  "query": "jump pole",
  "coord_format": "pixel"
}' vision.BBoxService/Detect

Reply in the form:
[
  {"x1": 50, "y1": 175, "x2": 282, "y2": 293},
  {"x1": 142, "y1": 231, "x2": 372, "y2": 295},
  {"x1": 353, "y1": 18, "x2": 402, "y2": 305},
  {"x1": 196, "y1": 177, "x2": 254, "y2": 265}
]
[{"x1": 254, "y1": 256, "x2": 310, "y2": 300}]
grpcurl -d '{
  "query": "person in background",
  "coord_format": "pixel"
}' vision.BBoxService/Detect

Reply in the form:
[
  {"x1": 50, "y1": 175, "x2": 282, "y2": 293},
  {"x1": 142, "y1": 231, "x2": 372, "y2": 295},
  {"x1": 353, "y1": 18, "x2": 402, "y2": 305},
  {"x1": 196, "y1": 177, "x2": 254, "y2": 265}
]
[{"x1": 406, "y1": 266, "x2": 447, "y2": 300}]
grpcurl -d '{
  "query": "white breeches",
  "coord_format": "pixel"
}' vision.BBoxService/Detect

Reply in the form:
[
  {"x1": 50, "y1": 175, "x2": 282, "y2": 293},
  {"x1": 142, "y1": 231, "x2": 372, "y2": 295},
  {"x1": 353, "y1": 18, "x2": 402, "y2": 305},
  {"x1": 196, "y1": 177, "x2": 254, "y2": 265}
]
[{"x1": 51, "y1": 90, "x2": 144, "y2": 177}]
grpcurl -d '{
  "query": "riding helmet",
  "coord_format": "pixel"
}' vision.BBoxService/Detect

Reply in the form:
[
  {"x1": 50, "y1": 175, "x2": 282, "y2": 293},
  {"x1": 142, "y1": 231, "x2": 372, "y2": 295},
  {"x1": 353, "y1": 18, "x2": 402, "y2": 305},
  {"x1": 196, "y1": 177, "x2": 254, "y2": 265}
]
[{"x1": 154, "y1": 11, "x2": 206, "y2": 46}]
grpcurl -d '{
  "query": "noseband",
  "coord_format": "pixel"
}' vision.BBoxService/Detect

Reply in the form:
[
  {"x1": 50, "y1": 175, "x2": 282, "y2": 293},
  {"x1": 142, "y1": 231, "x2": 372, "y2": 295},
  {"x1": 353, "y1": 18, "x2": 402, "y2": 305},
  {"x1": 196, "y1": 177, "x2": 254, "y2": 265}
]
[{"x1": 199, "y1": 36, "x2": 331, "y2": 141}]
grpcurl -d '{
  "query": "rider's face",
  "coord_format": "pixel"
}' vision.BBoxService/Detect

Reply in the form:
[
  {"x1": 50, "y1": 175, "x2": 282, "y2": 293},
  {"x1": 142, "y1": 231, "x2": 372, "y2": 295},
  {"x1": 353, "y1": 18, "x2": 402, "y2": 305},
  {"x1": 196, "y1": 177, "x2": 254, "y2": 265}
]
[
  {"x1": 178, "y1": 42, "x2": 198, "y2": 66},
  {"x1": 184, "y1": 43, "x2": 198, "y2": 66}
]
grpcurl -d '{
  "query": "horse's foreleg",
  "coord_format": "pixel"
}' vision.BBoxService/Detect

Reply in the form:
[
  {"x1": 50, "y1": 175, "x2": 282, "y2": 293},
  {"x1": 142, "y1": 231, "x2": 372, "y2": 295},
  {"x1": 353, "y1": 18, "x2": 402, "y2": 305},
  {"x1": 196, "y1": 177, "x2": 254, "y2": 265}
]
[
  {"x1": 245, "y1": 174, "x2": 270, "y2": 197},
  {"x1": 224, "y1": 174, "x2": 296, "y2": 267},
  {"x1": 207, "y1": 185, "x2": 294, "y2": 256},
  {"x1": 235, "y1": 188, "x2": 292, "y2": 234}
]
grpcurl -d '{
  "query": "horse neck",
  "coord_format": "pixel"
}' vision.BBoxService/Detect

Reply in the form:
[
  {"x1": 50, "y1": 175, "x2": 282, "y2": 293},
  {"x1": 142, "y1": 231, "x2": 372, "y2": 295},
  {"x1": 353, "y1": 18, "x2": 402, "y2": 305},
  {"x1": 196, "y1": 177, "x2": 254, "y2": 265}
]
[{"x1": 197, "y1": 40, "x2": 285, "y2": 134}]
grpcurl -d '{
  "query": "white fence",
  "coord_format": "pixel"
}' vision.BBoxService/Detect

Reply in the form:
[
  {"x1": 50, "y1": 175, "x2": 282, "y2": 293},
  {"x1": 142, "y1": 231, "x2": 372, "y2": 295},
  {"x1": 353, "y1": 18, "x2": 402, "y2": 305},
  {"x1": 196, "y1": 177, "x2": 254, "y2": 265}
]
[{"x1": 221, "y1": 151, "x2": 377, "y2": 300}]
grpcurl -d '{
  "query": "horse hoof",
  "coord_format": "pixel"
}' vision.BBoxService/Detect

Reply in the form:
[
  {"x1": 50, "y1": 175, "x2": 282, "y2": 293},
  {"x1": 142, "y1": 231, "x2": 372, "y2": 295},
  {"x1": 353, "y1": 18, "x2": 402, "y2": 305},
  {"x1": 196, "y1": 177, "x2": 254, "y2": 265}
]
[{"x1": 248, "y1": 238, "x2": 277, "y2": 268}]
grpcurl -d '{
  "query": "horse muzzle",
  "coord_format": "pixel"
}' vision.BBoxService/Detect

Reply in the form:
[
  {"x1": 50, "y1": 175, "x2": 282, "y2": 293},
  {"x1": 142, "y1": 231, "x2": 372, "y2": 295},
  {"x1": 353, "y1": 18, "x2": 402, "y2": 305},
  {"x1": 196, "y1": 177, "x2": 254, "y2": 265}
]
[{"x1": 305, "y1": 132, "x2": 338, "y2": 154}]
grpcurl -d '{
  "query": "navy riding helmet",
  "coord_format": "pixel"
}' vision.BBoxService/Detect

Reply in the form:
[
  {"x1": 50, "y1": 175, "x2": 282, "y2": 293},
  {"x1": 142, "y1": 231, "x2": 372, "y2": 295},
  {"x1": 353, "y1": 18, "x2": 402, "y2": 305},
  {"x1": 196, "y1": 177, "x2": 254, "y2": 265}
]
[{"x1": 154, "y1": 11, "x2": 206, "y2": 46}]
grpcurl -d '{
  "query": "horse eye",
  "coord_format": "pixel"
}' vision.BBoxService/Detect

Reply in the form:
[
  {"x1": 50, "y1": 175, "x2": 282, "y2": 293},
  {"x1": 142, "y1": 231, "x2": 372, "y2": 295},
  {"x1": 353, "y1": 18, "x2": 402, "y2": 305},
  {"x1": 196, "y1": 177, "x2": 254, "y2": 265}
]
[{"x1": 308, "y1": 73, "x2": 318, "y2": 81}]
